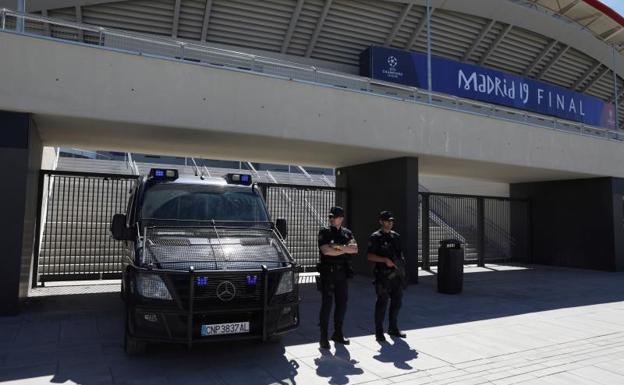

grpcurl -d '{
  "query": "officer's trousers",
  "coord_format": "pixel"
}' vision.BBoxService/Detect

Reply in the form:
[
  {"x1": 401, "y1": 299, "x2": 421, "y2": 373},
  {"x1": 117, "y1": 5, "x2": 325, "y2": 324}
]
[
  {"x1": 318, "y1": 265, "x2": 349, "y2": 333},
  {"x1": 374, "y1": 277, "x2": 403, "y2": 332}
]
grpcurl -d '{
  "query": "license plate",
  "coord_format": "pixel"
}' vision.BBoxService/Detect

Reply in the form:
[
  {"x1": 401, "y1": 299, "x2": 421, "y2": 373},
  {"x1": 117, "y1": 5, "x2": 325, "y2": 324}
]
[{"x1": 201, "y1": 321, "x2": 250, "y2": 336}]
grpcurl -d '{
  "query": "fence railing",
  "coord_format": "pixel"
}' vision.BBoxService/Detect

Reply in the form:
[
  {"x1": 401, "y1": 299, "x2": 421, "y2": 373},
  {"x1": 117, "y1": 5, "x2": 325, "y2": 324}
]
[
  {"x1": 33, "y1": 170, "x2": 343, "y2": 283},
  {"x1": 1, "y1": 8, "x2": 623, "y2": 142},
  {"x1": 419, "y1": 192, "x2": 530, "y2": 268},
  {"x1": 260, "y1": 184, "x2": 346, "y2": 271},
  {"x1": 33, "y1": 171, "x2": 138, "y2": 284}
]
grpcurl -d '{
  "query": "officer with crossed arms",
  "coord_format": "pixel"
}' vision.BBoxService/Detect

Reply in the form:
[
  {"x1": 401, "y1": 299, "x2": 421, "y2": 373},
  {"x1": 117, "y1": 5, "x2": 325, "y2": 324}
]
[{"x1": 317, "y1": 206, "x2": 359, "y2": 349}]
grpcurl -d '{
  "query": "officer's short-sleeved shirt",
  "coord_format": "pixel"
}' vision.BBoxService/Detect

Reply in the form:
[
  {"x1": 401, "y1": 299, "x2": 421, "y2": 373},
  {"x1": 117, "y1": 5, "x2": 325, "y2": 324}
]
[
  {"x1": 367, "y1": 230, "x2": 402, "y2": 271},
  {"x1": 318, "y1": 226, "x2": 354, "y2": 264}
]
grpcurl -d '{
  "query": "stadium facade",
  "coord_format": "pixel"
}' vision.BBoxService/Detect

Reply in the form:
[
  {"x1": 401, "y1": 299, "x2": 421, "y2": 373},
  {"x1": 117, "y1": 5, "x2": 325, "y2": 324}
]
[{"x1": 1, "y1": 0, "x2": 624, "y2": 314}]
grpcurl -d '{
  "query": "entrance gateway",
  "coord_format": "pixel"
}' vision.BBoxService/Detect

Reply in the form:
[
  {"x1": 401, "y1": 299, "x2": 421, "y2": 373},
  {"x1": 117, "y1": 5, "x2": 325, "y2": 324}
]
[
  {"x1": 32, "y1": 166, "x2": 531, "y2": 286},
  {"x1": 32, "y1": 169, "x2": 348, "y2": 284}
]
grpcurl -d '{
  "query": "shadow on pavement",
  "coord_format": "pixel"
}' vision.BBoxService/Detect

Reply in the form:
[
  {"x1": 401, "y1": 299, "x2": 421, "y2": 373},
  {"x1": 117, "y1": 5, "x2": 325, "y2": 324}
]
[
  {"x1": 1, "y1": 265, "x2": 623, "y2": 384},
  {"x1": 373, "y1": 337, "x2": 419, "y2": 370},
  {"x1": 314, "y1": 344, "x2": 363, "y2": 385}
]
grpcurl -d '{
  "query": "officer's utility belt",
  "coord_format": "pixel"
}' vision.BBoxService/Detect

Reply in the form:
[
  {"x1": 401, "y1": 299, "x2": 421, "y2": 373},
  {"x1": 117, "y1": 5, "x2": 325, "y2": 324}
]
[{"x1": 317, "y1": 262, "x2": 345, "y2": 273}]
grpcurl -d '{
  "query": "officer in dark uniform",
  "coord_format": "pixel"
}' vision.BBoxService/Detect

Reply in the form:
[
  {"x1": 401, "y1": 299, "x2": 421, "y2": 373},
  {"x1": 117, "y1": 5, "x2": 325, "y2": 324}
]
[
  {"x1": 317, "y1": 206, "x2": 359, "y2": 349},
  {"x1": 367, "y1": 211, "x2": 407, "y2": 342}
]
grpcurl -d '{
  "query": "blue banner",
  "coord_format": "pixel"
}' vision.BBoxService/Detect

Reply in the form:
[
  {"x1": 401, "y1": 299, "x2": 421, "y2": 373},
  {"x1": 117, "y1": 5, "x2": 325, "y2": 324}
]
[{"x1": 360, "y1": 46, "x2": 616, "y2": 129}]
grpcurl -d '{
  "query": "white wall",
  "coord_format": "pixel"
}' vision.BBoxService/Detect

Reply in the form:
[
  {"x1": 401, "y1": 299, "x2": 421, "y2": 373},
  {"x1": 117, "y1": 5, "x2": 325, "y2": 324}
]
[
  {"x1": 420, "y1": 174, "x2": 509, "y2": 197},
  {"x1": 40, "y1": 146, "x2": 57, "y2": 170}
]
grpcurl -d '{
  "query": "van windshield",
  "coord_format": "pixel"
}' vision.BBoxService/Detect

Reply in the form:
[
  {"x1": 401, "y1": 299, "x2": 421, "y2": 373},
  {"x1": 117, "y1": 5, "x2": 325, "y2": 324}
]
[{"x1": 140, "y1": 184, "x2": 269, "y2": 223}]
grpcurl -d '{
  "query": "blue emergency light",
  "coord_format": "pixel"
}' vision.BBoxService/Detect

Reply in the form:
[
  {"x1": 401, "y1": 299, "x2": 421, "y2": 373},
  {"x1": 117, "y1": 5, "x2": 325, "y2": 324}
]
[
  {"x1": 149, "y1": 168, "x2": 179, "y2": 181},
  {"x1": 196, "y1": 276, "x2": 209, "y2": 286},
  {"x1": 246, "y1": 275, "x2": 258, "y2": 285},
  {"x1": 226, "y1": 173, "x2": 253, "y2": 186}
]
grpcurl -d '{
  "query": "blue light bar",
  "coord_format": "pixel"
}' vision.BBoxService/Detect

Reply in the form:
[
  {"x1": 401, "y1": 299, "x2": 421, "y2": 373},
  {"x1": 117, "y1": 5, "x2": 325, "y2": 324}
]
[
  {"x1": 226, "y1": 173, "x2": 253, "y2": 186},
  {"x1": 246, "y1": 275, "x2": 258, "y2": 285},
  {"x1": 149, "y1": 168, "x2": 179, "y2": 180}
]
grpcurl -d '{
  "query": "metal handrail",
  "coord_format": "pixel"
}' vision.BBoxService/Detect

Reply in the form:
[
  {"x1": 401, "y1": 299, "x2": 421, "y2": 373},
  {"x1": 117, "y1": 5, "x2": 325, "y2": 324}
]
[
  {"x1": 202, "y1": 165, "x2": 211, "y2": 178},
  {"x1": 1, "y1": 8, "x2": 622, "y2": 142},
  {"x1": 125, "y1": 153, "x2": 139, "y2": 175},
  {"x1": 419, "y1": 186, "x2": 515, "y2": 249},
  {"x1": 302, "y1": 195, "x2": 325, "y2": 227},
  {"x1": 321, "y1": 174, "x2": 334, "y2": 187},
  {"x1": 296, "y1": 165, "x2": 313, "y2": 181},
  {"x1": 189, "y1": 157, "x2": 201, "y2": 177},
  {"x1": 52, "y1": 147, "x2": 60, "y2": 171},
  {"x1": 418, "y1": 195, "x2": 468, "y2": 246}
]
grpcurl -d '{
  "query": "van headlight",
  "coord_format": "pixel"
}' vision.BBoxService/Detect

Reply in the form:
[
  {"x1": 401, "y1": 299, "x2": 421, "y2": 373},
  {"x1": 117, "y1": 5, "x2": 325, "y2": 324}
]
[
  {"x1": 275, "y1": 271, "x2": 294, "y2": 295},
  {"x1": 136, "y1": 274, "x2": 172, "y2": 300}
]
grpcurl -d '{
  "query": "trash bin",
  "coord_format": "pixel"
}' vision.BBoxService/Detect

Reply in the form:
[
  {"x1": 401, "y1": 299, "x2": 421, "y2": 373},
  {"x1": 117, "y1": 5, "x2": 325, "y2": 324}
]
[{"x1": 437, "y1": 239, "x2": 464, "y2": 294}]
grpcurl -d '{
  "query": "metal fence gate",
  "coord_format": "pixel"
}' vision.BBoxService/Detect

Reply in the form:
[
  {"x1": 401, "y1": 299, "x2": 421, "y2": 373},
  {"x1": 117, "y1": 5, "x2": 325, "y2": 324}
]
[
  {"x1": 33, "y1": 171, "x2": 138, "y2": 285},
  {"x1": 33, "y1": 174, "x2": 345, "y2": 283},
  {"x1": 33, "y1": 171, "x2": 527, "y2": 282},
  {"x1": 419, "y1": 192, "x2": 531, "y2": 268},
  {"x1": 260, "y1": 184, "x2": 347, "y2": 271}
]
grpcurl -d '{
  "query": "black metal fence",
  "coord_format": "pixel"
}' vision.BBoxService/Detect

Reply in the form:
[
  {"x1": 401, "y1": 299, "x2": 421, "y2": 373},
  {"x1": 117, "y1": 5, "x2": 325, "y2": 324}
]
[
  {"x1": 33, "y1": 170, "x2": 528, "y2": 283},
  {"x1": 33, "y1": 171, "x2": 138, "y2": 284},
  {"x1": 419, "y1": 192, "x2": 530, "y2": 268},
  {"x1": 260, "y1": 184, "x2": 347, "y2": 271},
  {"x1": 33, "y1": 173, "x2": 344, "y2": 283}
]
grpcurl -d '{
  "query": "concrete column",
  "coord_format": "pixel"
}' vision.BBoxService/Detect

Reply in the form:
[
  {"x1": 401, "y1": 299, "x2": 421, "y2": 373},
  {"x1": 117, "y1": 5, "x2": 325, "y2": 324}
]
[
  {"x1": 611, "y1": 179, "x2": 624, "y2": 272},
  {"x1": 336, "y1": 157, "x2": 419, "y2": 284},
  {"x1": 511, "y1": 177, "x2": 624, "y2": 272},
  {"x1": 0, "y1": 111, "x2": 42, "y2": 315}
]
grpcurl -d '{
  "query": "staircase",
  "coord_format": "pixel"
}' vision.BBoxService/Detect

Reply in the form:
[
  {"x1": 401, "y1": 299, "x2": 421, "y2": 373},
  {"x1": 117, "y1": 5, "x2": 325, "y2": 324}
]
[
  {"x1": 36, "y1": 157, "x2": 336, "y2": 282},
  {"x1": 417, "y1": 209, "x2": 480, "y2": 264},
  {"x1": 37, "y1": 174, "x2": 133, "y2": 281},
  {"x1": 36, "y1": 157, "x2": 517, "y2": 282},
  {"x1": 264, "y1": 187, "x2": 331, "y2": 271}
]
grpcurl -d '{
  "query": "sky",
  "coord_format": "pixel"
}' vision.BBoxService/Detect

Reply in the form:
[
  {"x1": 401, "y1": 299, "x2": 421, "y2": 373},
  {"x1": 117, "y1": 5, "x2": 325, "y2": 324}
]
[{"x1": 600, "y1": 0, "x2": 624, "y2": 17}]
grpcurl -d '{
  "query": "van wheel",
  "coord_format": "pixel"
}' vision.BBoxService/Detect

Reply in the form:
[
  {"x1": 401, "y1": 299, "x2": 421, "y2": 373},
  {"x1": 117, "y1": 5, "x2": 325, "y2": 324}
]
[{"x1": 124, "y1": 308, "x2": 146, "y2": 355}]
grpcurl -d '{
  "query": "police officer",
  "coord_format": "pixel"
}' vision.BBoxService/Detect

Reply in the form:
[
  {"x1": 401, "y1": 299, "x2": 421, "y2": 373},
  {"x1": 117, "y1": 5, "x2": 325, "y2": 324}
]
[
  {"x1": 317, "y1": 206, "x2": 358, "y2": 349},
  {"x1": 367, "y1": 211, "x2": 407, "y2": 342}
]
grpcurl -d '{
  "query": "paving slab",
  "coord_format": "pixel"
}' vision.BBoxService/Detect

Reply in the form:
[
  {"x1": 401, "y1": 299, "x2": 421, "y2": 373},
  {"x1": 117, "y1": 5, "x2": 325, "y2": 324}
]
[{"x1": 0, "y1": 264, "x2": 623, "y2": 385}]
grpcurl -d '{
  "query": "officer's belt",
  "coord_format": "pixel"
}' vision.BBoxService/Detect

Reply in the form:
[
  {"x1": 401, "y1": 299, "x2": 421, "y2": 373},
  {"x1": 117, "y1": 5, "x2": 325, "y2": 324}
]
[{"x1": 318, "y1": 262, "x2": 346, "y2": 269}]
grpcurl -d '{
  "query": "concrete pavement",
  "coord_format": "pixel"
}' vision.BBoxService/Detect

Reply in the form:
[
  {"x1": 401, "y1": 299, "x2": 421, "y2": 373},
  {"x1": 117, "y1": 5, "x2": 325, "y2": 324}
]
[{"x1": 1, "y1": 264, "x2": 623, "y2": 385}]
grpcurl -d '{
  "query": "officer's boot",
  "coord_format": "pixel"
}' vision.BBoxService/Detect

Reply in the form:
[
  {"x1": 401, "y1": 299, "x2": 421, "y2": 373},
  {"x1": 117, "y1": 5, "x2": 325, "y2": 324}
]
[
  {"x1": 388, "y1": 323, "x2": 407, "y2": 338},
  {"x1": 320, "y1": 328, "x2": 330, "y2": 349},
  {"x1": 331, "y1": 325, "x2": 350, "y2": 345},
  {"x1": 375, "y1": 326, "x2": 387, "y2": 342},
  {"x1": 388, "y1": 308, "x2": 406, "y2": 338}
]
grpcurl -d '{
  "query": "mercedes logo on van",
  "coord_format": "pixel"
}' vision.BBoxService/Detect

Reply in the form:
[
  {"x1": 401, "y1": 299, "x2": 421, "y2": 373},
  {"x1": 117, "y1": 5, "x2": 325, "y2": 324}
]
[
  {"x1": 216, "y1": 281, "x2": 236, "y2": 302},
  {"x1": 387, "y1": 56, "x2": 398, "y2": 68}
]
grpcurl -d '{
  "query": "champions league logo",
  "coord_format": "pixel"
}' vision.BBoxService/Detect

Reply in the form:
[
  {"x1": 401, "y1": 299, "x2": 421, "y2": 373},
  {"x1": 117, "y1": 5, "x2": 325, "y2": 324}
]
[{"x1": 383, "y1": 55, "x2": 403, "y2": 79}]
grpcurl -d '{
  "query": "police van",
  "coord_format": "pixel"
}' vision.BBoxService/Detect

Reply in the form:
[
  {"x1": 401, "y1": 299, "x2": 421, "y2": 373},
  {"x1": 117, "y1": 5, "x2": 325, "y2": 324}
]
[{"x1": 110, "y1": 169, "x2": 299, "y2": 354}]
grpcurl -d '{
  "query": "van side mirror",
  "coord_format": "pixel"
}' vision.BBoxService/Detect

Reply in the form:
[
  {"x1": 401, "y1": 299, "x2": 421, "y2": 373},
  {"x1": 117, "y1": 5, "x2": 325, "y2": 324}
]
[
  {"x1": 111, "y1": 214, "x2": 129, "y2": 240},
  {"x1": 275, "y1": 218, "x2": 288, "y2": 240}
]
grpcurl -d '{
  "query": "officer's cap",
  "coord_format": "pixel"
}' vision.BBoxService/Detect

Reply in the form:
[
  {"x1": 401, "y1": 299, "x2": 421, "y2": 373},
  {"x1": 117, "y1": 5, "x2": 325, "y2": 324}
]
[
  {"x1": 328, "y1": 206, "x2": 345, "y2": 218},
  {"x1": 379, "y1": 211, "x2": 395, "y2": 221}
]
